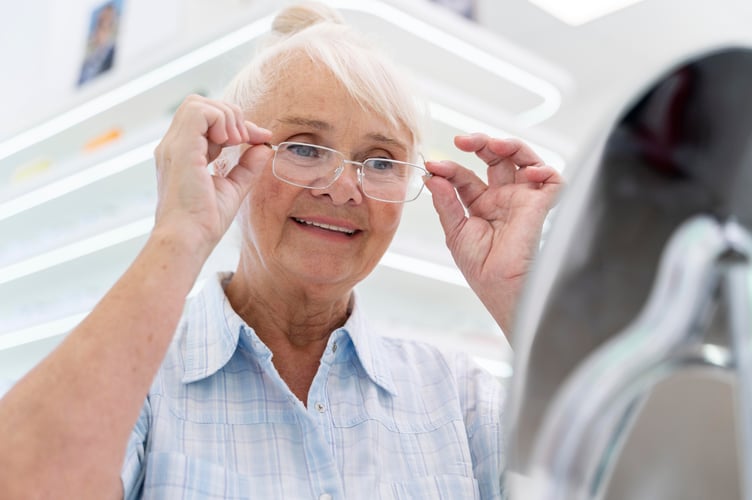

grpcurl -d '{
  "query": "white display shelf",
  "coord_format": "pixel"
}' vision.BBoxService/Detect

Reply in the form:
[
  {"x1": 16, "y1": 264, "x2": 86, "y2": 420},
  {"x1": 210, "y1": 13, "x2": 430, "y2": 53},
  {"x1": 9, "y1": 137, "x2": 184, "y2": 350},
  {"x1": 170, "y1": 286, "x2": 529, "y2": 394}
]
[
  {"x1": 0, "y1": 235, "x2": 147, "y2": 328},
  {"x1": 0, "y1": 160, "x2": 156, "y2": 269}
]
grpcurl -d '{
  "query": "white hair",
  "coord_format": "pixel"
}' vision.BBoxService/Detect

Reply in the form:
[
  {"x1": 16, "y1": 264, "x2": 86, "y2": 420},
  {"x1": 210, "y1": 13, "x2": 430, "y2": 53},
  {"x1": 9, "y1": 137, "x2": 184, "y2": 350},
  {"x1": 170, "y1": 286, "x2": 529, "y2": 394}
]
[{"x1": 222, "y1": 2, "x2": 424, "y2": 157}]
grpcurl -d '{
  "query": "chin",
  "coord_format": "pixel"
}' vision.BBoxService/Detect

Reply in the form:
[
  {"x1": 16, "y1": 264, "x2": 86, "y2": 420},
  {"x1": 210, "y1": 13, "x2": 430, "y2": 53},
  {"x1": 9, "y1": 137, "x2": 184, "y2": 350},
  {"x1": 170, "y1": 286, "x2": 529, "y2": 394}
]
[{"x1": 286, "y1": 260, "x2": 361, "y2": 289}]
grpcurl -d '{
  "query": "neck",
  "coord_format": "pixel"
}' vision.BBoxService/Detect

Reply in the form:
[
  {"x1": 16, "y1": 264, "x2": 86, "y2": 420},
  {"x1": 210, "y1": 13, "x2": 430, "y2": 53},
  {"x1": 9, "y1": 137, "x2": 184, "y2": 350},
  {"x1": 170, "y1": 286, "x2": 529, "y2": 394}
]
[
  {"x1": 225, "y1": 259, "x2": 353, "y2": 353},
  {"x1": 225, "y1": 258, "x2": 354, "y2": 404}
]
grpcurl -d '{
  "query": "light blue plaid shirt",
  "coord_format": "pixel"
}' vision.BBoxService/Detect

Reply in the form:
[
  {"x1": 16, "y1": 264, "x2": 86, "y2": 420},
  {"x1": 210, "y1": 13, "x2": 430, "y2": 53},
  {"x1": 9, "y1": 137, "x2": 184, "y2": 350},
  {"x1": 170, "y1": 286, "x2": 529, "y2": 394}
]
[{"x1": 121, "y1": 272, "x2": 505, "y2": 499}]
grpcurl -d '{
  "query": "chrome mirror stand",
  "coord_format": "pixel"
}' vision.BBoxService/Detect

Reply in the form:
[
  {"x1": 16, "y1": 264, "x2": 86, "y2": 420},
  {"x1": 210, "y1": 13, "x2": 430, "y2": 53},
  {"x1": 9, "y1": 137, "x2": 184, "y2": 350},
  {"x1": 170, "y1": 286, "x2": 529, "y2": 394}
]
[{"x1": 510, "y1": 216, "x2": 752, "y2": 499}]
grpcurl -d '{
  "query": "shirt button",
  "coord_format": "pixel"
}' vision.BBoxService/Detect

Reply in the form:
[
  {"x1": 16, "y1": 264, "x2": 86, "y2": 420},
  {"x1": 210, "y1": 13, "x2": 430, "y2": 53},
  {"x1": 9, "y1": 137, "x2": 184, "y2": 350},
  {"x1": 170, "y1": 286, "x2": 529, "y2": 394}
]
[
  {"x1": 332, "y1": 342, "x2": 338, "y2": 353},
  {"x1": 319, "y1": 494, "x2": 333, "y2": 500},
  {"x1": 315, "y1": 402, "x2": 326, "y2": 413}
]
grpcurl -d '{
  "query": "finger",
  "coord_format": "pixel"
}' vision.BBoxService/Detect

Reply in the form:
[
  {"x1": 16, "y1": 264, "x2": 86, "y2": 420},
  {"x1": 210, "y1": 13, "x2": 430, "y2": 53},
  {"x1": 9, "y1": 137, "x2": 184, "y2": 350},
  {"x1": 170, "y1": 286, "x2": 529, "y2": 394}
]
[
  {"x1": 516, "y1": 164, "x2": 562, "y2": 186},
  {"x1": 181, "y1": 96, "x2": 246, "y2": 147},
  {"x1": 203, "y1": 104, "x2": 230, "y2": 146},
  {"x1": 454, "y1": 133, "x2": 494, "y2": 161},
  {"x1": 177, "y1": 95, "x2": 228, "y2": 146},
  {"x1": 213, "y1": 124, "x2": 272, "y2": 178},
  {"x1": 226, "y1": 102, "x2": 249, "y2": 143},
  {"x1": 517, "y1": 165, "x2": 565, "y2": 209},
  {"x1": 213, "y1": 101, "x2": 244, "y2": 145},
  {"x1": 487, "y1": 137, "x2": 545, "y2": 167},
  {"x1": 224, "y1": 143, "x2": 273, "y2": 194},
  {"x1": 244, "y1": 121, "x2": 273, "y2": 145},
  {"x1": 454, "y1": 134, "x2": 514, "y2": 185},
  {"x1": 456, "y1": 134, "x2": 548, "y2": 186},
  {"x1": 426, "y1": 160, "x2": 487, "y2": 209},
  {"x1": 455, "y1": 134, "x2": 545, "y2": 167},
  {"x1": 423, "y1": 174, "x2": 467, "y2": 241}
]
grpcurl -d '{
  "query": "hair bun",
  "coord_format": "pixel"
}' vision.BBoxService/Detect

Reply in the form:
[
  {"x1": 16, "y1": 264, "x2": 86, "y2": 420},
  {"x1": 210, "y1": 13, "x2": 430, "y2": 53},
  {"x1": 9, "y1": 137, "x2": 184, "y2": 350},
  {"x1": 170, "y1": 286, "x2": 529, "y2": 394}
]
[{"x1": 271, "y1": 2, "x2": 345, "y2": 36}]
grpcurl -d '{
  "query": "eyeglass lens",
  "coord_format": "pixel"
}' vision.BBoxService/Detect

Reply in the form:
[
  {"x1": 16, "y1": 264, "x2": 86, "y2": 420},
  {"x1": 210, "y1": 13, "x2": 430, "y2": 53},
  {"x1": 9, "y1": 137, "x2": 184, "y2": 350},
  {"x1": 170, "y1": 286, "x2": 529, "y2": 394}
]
[{"x1": 272, "y1": 142, "x2": 425, "y2": 202}]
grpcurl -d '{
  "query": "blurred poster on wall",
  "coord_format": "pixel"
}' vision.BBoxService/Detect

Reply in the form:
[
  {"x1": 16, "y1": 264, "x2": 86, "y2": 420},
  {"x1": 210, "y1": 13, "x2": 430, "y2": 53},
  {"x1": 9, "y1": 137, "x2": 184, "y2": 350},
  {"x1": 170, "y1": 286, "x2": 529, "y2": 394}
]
[
  {"x1": 429, "y1": 0, "x2": 476, "y2": 20},
  {"x1": 77, "y1": 0, "x2": 123, "y2": 86}
]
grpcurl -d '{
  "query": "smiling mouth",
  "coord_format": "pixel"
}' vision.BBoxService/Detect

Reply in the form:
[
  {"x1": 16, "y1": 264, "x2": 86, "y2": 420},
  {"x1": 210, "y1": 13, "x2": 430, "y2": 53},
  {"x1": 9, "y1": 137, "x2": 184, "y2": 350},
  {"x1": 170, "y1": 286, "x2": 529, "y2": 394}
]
[{"x1": 292, "y1": 217, "x2": 358, "y2": 236}]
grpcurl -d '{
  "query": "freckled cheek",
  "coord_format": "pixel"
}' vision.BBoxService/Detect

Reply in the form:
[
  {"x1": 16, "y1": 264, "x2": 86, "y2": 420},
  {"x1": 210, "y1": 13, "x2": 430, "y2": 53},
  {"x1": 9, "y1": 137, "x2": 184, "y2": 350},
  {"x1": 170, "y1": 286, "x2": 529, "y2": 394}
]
[{"x1": 243, "y1": 176, "x2": 279, "y2": 224}]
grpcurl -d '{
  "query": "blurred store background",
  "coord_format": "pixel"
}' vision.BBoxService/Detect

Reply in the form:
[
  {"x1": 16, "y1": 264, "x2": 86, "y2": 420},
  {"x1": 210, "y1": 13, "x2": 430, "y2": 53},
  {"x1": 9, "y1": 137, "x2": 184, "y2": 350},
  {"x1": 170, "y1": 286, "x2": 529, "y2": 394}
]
[{"x1": 4, "y1": 1, "x2": 752, "y2": 498}]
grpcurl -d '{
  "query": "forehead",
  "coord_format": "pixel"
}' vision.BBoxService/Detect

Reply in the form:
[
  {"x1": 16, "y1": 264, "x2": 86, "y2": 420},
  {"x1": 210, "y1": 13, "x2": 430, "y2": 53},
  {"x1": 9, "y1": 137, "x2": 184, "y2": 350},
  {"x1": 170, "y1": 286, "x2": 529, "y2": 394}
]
[{"x1": 249, "y1": 53, "x2": 412, "y2": 148}]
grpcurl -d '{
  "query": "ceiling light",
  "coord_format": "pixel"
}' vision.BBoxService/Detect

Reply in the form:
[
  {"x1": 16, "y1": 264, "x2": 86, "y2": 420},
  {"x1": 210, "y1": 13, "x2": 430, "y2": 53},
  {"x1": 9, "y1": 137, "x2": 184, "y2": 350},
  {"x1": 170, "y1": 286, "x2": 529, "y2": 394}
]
[
  {"x1": 528, "y1": 0, "x2": 646, "y2": 26},
  {"x1": 326, "y1": 0, "x2": 562, "y2": 126}
]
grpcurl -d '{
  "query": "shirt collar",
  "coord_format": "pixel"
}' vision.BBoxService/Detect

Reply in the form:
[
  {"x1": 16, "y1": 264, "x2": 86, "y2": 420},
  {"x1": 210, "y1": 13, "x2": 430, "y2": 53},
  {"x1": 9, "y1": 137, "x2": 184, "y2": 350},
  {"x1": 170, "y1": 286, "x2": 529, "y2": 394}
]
[
  {"x1": 179, "y1": 272, "x2": 397, "y2": 395},
  {"x1": 180, "y1": 272, "x2": 245, "y2": 384},
  {"x1": 340, "y1": 293, "x2": 398, "y2": 396}
]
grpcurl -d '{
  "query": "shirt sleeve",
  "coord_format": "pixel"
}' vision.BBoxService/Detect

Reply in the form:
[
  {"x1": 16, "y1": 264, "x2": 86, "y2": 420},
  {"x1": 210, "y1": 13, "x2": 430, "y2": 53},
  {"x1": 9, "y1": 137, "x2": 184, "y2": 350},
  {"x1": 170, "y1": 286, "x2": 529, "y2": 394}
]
[
  {"x1": 455, "y1": 353, "x2": 507, "y2": 500},
  {"x1": 121, "y1": 396, "x2": 151, "y2": 500}
]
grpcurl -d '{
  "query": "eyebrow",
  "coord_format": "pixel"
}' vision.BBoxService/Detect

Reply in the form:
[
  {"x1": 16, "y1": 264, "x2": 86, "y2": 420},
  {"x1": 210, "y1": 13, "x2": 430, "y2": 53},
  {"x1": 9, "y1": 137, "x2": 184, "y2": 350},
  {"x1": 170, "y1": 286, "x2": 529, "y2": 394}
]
[
  {"x1": 277, "y1": 116, "x2": 408, "y2": 153},
  {"x1": 277, "y1": 116, "x2": 333, "y2": 131},
  {"x1": 366, "y1": 132, "x2": 408, "y2": 155}
]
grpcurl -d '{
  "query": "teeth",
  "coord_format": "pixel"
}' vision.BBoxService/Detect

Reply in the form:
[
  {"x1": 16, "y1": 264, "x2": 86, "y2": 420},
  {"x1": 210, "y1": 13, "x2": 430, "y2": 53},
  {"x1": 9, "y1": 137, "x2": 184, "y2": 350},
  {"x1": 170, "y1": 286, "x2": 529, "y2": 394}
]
[{"x1": 294, "y1": 218, "x2": 356, "y2": 235}]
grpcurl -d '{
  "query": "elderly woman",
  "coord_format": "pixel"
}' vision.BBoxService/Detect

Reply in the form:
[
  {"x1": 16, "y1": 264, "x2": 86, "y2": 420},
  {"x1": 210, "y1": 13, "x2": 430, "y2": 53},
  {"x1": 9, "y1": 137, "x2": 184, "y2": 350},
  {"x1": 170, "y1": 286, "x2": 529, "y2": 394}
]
[{"x1": 0, "y1": 3, "x2": 560, "y2": 499}]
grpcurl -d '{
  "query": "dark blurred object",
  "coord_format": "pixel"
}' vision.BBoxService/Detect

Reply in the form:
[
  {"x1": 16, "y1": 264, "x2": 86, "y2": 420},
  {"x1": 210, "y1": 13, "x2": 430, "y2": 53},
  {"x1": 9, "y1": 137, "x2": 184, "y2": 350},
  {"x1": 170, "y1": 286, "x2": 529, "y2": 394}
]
[{"x1": 507, "y1": 47, "x2": 752, "y2": 499}]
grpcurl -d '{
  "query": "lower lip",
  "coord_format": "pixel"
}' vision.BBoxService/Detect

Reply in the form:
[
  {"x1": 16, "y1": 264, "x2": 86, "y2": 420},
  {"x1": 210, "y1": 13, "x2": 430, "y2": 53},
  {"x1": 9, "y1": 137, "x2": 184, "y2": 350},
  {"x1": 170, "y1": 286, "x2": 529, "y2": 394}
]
[{"x1": 292, "y1": 219, "x2": 359, "y2": 241}]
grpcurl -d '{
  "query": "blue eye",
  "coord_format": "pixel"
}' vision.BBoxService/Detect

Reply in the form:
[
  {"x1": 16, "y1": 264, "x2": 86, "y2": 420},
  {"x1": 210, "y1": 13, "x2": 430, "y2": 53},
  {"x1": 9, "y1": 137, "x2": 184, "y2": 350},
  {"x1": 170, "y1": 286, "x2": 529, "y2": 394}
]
[
  {"x1": 367, "y1": 158, "x2": 395, "y2": 171},
  {"x1": 286, "y1": 143, "x2": 321, "y2": 159}
]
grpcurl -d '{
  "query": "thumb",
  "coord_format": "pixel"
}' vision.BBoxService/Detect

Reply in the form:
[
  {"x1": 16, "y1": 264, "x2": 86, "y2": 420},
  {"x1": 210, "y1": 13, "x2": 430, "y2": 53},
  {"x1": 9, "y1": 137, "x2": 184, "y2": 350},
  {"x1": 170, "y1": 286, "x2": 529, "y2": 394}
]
[
  {"x1": 424, "y1": 175, "x2": 466, "y2": 239},
  {"x1": 224, "y1": 144, "x2": 273, "y2": 196},
  {"x1": 518, "y1": 164, "x2": 560, "y2": 184}
]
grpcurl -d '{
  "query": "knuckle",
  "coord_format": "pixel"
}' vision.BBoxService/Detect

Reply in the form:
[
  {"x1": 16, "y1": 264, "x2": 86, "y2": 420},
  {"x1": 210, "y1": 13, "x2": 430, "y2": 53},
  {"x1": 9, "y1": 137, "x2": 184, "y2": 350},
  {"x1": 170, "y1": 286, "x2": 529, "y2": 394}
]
[
  {"x1": 176, "y1": 94, "x2": 201, "y2": 114},
  {"x1": 184, "y1": 93, "x2": 204, "y2": 103}
]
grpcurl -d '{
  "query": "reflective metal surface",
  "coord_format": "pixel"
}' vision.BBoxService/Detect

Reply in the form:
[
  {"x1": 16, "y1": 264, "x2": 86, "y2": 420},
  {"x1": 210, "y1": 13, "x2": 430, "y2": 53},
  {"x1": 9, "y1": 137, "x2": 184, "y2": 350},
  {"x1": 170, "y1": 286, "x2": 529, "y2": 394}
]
[{"x1": 507, "y1": 48, "x2": 752, "y2": 499}]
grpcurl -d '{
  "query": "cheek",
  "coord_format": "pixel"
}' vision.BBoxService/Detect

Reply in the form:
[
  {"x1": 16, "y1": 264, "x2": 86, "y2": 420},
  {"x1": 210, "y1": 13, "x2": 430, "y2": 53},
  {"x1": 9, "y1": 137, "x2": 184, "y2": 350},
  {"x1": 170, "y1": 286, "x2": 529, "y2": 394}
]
[
  {"x1": 371, "y1": 204, "x2": 403, "y2": 237},
  {"x1": 243, "y1": 175, "x2": 287, "y2": 240},
  {"x1": 248, "y1": 169, "x2": 287, "y2": 211}
]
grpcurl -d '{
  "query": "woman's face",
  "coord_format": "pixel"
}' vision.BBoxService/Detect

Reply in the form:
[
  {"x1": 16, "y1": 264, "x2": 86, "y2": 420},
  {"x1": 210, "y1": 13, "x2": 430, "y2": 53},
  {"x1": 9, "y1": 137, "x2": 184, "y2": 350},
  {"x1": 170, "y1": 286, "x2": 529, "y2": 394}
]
[{"x1": 239, "y1": 55, "x2": 412, "y2": 293}]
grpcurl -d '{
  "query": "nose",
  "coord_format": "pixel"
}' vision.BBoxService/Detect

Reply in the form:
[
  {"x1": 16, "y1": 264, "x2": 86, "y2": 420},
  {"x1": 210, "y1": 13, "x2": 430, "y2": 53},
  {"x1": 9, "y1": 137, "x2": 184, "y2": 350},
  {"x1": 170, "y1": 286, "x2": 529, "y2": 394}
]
[{"x1": 310, "y1": 162, "x2": 364, "y2": 205}]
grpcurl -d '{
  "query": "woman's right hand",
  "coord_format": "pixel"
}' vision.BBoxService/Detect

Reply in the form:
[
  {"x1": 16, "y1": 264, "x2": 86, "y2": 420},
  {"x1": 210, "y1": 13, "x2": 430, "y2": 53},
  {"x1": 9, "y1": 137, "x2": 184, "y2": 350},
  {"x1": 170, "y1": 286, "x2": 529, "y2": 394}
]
[{"x1": 153, "y1": 94, "x2": 272, "y2": 257}]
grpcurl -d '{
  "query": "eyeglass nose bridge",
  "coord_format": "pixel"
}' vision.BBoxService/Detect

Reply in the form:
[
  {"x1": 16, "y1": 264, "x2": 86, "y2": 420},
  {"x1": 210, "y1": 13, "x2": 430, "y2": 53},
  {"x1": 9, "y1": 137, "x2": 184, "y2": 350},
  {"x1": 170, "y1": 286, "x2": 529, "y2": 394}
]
[{"x1": 328, "y1": 159, "x2": 364, "y2": 189}]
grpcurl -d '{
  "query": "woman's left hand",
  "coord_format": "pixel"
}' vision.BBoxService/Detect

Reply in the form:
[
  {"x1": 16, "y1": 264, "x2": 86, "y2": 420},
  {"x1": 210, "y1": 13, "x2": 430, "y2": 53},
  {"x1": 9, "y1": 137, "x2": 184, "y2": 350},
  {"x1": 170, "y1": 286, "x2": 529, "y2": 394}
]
[{"x1": 425, "y1": 133, "x2": 563, "y2": 337}]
